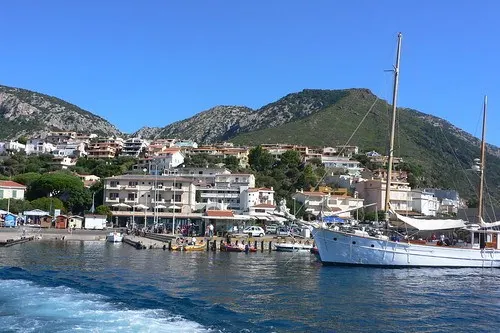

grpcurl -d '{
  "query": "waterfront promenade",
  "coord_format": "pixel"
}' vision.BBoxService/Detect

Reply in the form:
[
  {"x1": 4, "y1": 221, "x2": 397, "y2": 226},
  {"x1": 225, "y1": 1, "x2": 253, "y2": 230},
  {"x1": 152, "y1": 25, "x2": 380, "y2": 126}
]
[{"x1": 0, "y1": 227, "x2": 314, "y2": 251}]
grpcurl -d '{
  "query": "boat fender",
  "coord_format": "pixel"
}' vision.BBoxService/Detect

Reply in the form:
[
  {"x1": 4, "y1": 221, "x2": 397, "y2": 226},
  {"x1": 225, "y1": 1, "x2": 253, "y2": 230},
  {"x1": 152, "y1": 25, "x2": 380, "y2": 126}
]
[{"x1": 135, "y1": 243, "x2": 142, "y2": 250}]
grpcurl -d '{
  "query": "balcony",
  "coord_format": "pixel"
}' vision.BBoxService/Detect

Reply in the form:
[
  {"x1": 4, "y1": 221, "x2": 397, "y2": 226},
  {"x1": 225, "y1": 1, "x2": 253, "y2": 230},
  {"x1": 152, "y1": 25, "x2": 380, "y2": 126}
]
[
  {"x1": 152, "y1": 199, "x2": 166, "y2": 204},
  {"x1": 124, "y1": 198, "x2": 138, "y2": 204},
  {"x1": 106, "y1": 197, "x2": 119, "y2": 203}
]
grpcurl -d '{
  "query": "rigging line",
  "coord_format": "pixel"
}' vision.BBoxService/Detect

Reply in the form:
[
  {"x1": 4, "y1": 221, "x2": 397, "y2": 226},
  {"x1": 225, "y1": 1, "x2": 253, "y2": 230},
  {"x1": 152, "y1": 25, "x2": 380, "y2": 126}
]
[
  {"x1": 483, "y1": 179, "x2": 500, "y2": 221},
  {"x1": 289, "y1": 92, "x2": 381, "y2": 219},
  {"x1": 436, "y1": 126, "x2": 477, "y2": 222},
  {"x1": 332, "y1": 95, "x2": 380, "y2": 159},
  {"x1": 316, "y1": 95, "x2": 380, "y2": 187}
]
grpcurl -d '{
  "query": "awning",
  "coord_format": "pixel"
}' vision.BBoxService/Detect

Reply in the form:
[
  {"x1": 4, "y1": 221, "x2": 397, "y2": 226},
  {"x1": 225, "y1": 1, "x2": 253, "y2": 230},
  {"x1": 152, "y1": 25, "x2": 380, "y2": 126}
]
[
  {"x1": 112, "y1": 203, "x2": 131, "y2": 209},
  {"x1": 391, "y1": 210, "x2": 466, "y2": 231},
  {"x1": 23, "y1": 209, "x2": 50, "y2": 216}
]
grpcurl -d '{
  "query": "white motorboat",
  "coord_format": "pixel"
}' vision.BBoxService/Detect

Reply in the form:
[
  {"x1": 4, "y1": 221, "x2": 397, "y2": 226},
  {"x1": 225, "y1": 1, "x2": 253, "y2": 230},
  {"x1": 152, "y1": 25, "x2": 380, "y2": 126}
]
[
  {"x1": 274, "y1": 242, "x2": 313, "y2": 252},
  {"x1": 312, "y1": 33, "x2": 500, "y2": 268},
  {"x1": 106, "y1": 232, "x2": 123, "y2": 243}
]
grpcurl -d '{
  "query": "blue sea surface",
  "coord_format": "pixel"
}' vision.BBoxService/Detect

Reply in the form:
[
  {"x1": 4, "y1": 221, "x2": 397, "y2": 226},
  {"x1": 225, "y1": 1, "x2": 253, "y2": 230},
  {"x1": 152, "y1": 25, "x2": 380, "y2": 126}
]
[{"x1": 0, "y1": 240, "x2": 499, "y2": 332}]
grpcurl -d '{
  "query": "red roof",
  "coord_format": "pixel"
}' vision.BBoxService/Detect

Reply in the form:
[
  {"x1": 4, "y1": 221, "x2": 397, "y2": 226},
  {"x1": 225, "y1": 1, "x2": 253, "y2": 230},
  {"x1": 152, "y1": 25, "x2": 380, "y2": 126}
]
[
  {"x1": 206, "y1": 210, "x2": 234, "y2": 217},
  {"x1": 0, "y1": 180, "x2": 26, "y2": 188}
]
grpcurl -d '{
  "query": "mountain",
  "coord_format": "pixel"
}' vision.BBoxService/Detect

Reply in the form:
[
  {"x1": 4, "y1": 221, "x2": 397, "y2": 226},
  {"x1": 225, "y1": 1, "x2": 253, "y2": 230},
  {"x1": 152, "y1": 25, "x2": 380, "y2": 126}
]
[
  {"x1": 152, "y1": 88, "x2": 500, "y2": 203},
  {"x1": 0, "y1": 85, "x2": 121, "y2": 139}
]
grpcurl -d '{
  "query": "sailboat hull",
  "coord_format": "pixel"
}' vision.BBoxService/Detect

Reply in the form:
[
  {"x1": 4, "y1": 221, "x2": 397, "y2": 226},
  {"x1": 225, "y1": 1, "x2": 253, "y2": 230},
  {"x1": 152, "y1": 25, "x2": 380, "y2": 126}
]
[{"x1": 313, "y1": 228, "x2": 500, "y2": 268}]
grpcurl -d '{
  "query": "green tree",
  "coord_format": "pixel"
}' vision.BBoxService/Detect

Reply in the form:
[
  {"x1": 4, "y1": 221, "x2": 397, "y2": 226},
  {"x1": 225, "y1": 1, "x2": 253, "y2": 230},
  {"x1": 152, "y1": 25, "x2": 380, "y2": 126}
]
[
  {"x1": 248, "y1": 146, "x2": 274, "y2": 172},
  {"x1": 0, "y1": 199, "x2": 33, "y2": 214},
  {"x1": 13, "y1": 172, "x2": 42, "y2": 187},
  {"x1": 27, "y1": 172, "x2": 91, "y2": 214},
  {"x1": 223, "y1": 156, "x2": 240, "y2": 171},
  {"x1": 30, "y1": 197, "x2": 64, "y2": 213},
  {"x1": 17, "y1": 136, "x2": 28, "y2": 145},
  {"x1": 95, "y1": 205, "x2": 112, "y2": 220}
]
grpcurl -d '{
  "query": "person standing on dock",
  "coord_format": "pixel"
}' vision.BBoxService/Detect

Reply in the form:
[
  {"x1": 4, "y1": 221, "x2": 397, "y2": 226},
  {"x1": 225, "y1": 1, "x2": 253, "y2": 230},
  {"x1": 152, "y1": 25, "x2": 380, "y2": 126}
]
[{"x1": 208, "y1": 223, "x2": 214, "y2": 237}]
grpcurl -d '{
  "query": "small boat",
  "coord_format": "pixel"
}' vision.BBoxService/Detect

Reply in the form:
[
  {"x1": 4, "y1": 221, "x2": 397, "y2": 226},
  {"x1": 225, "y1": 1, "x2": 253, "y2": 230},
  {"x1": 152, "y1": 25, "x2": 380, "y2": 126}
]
[
  {"x1": 221, "y1": 243, "x2": 257, "y2": 252},
  {"x1": 106, "y1": 232, "x2": 123, "y2": 243},
  {"x1": 274, "y1": 242, "x2": 313, "y2": 252},
  {"x1": 171, "y1": 243, "x2": 206, "y2": 251},
  {"x1": 220, "y1": 243, "x2": 244, "y2": 252}
]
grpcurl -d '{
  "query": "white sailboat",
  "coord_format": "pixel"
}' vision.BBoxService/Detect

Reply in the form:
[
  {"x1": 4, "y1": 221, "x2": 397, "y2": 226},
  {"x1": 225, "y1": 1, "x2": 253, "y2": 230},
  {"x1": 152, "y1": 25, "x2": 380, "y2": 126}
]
[{"x1": 312, "y1": 33, "x2": 500, "y2": 267}]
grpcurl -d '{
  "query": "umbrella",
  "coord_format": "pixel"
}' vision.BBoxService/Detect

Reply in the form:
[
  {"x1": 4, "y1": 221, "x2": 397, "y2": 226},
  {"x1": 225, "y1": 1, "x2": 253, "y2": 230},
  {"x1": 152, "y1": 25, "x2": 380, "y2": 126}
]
[
  {"x1": 112, "y1": 203, "x2": 131, "y2": 209},
  {"x1": 168, "y1": 205, "x2": 181, "y2": 209},
  {"x1": 133, "y1": 204, "x2": 149, "y2": 210},
  {"x1": 154, "y1": 204, "x2": 167, "y2": 209}
]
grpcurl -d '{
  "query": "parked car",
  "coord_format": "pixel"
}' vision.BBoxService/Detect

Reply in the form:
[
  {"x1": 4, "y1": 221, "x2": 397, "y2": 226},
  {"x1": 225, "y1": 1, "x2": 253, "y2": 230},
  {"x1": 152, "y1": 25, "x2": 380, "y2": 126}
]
[
  {"x1": 243, "y1": 226, "x2": 266, "y2": 237},
  {"x1": 276, "y1": 227, "x2": 290, "y2": 236},
  {"x1": 266, "y1": 224, "x2": 279, "y2": 234}
]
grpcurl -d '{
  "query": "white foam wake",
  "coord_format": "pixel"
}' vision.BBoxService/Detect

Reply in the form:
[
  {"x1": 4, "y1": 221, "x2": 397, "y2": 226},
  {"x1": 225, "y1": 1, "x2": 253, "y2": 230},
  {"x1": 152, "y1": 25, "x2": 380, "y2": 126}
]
[{"x1": 0, "y1": 279, "x2": 212, "y2": 333}]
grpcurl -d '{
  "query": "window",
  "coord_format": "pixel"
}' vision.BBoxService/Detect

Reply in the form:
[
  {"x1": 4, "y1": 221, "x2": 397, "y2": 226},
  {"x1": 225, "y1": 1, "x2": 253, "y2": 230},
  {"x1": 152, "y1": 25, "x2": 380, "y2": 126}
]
[
  {"x1": 175, "y1": 182, "x2": 182, "y2": 189},
  {"x1": 127, "y1": 193, "x2": 135, "y2": 200},
  {"x1": 12, "y1": 190, "x2": 17, "y2": 199},
  {"x1": 110, "y1": 181, "x2": 119, "y2": 187},
  {"x1": 0, "y1": 189, "x2": 3, "y2": 199},
  {"x1": 110, "y1": 193, "x2": 119, "y2": 199}
]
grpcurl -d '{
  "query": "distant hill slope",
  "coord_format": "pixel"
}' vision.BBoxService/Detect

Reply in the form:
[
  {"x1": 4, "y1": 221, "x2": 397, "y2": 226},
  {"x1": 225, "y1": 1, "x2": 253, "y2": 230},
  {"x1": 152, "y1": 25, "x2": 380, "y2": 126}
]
[
  {"x1": 153, "y1": 88, "x2": 500, "y2": 203},
  {"x1": 0, "y1": 85, "x2": 121, "y2": 139}
]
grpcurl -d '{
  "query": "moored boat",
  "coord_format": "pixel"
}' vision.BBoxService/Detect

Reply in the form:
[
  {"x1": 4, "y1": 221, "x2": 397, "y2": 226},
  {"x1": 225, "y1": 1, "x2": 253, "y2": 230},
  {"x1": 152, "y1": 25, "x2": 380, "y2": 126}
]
[
  {"x1": 106, "y1": 232, "x2": 123, "y2": 243},
  {"x1": 312, "y1": 33, "x2": 500, "y2": 268},
  {"x1": 171, "y1": 243, "x2": 206, "y2": 251},
  {"x1": 274, "y1": 242, "x2": 313, "y2": 252}
]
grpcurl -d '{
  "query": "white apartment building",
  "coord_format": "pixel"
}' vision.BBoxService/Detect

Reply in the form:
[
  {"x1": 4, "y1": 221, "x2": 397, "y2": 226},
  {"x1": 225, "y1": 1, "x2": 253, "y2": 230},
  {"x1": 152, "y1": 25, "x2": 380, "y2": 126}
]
[
  {"x1": 45, "y1": 131, "x2": 77, "y2": 145},
  {"x1": 103, "y1": 174, "x2": 198, "y2": 228},
  {"x1": 148, "y1": 149, "x2": 185, "y2": 174},
  {"x1": 51, "y1": 156, "x2": 77, "y2": 169},
  {"x1": 198, "y1": 173, "x2": 255, "y2": 212},
  {"x1": 52, "y1": 142, "x2": 87, "y2": 158},
  {"x1": 240, "y1": 187, "x2": 275, "y2": 212},
  {"x1": 0, "y1": 141, "x2": 26, "y2": 154},
  {"x1": 120, "y1": 138, "x2": 149, "y2": 158},
  {"x1": 410, "y1": 189, "x2": 439, "y2": 216},
  {"x1": 355, "y1": 178, "x2": 412, "y2": 213},
  {"x1": 25, "y1": 139, "x2": 56, "y2": 155},
  {"x1": 321, "y1": 156, "x2": 363, "y2": 176},
  {"x1": 292, "y1": 190, "x2": 364, "y2": 219}
]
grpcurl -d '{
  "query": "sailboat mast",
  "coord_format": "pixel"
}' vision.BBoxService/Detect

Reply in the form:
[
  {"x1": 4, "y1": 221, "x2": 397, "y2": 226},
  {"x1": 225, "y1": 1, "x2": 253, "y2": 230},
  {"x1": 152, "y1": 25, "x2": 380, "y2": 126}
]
[
  {"x1": 477, "y1": 95, "x2": 487, "y2": 222},
  {"x1": 384, "y1": 32, "x2": 402, "y2": 213}
]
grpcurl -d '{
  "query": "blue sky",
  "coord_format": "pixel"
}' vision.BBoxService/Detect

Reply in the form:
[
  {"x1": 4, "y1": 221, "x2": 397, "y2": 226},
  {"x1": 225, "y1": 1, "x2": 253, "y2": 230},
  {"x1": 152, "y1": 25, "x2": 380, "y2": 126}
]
[{"x1": 2, "y1": 1, "x2": 499, "y2": 145}]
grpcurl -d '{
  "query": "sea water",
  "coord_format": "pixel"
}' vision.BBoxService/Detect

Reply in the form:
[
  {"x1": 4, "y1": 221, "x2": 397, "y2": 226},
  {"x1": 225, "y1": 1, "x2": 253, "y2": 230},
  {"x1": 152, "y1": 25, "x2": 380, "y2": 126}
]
[{"x1": 0, "y1": 240, "x2": 499, "y2": 333}]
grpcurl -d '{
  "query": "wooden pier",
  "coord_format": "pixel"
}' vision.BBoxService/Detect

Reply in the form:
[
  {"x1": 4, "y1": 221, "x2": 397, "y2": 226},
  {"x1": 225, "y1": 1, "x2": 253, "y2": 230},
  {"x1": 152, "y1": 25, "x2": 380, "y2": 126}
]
[
  {"x1": 122, "y1": 233, "x2": 314, "y2": 252},
  {"x1": 0, "y1": 236, "x2": 35, "y2": 247}
]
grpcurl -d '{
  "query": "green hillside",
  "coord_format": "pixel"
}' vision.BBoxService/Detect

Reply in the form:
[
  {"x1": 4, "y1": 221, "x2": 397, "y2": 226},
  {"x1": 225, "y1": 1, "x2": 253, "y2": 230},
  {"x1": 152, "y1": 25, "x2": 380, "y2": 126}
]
[{"x1": 230, "y1": 89, "x2": 500, "y2": 203}]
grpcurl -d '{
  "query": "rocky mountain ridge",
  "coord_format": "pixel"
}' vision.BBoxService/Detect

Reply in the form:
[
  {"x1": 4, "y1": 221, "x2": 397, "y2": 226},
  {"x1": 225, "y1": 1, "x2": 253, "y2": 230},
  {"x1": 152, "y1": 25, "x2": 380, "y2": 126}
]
[{"x1": 0, "y1": 85, "x2": 120, "y2": 139}]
